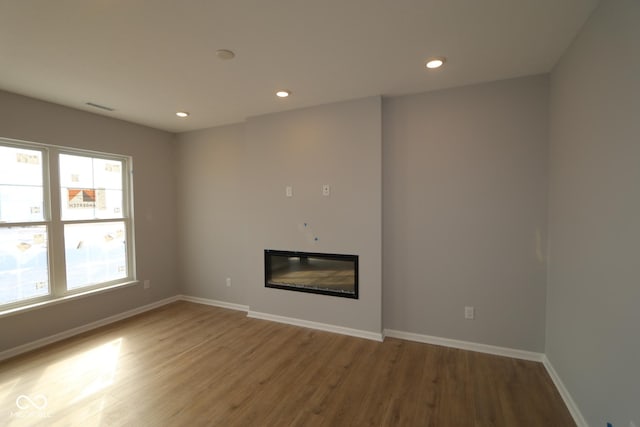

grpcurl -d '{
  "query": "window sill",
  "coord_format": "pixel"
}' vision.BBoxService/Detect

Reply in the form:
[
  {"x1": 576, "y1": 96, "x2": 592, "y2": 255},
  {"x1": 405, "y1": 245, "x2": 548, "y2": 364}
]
[{"x1": 0, "y1": 281, "x2": 140, "y2": 319}]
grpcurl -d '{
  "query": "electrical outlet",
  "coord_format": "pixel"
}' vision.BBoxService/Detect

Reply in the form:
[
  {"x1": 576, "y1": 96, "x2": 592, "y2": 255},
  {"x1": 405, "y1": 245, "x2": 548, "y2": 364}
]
[
  {"x1": 286, "y1": 186, "x2": 293, "y2": 197},
  {"x1": 143, "y1": 280, "x2": 151, "y2": 289},
  {"x1": 322, "y1": 184, "x2": 330, "y2": 196},
  {"x1": 464, "y1": 306, "x2": 475, "y2": 320},
  {"x1": 226, "y1": 277, "x2": 232, "y2": 287}
]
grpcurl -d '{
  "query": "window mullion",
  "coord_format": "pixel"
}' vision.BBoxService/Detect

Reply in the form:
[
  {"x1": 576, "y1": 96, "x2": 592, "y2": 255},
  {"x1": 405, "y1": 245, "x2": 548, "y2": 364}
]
[
  {"x1": 1, "y1": 138, "x2": 135, "y2": 311},
  {"x1": 47, "y1": 148, "x2": 68, "y2": 297},
  {"x1": 126, "y1": 163, "x2": 136, "y2": 282}
]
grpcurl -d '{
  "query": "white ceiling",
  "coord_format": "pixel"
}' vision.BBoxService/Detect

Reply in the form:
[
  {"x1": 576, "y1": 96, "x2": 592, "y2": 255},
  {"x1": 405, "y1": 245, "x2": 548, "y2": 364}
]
[{"x1": 0, "y1": 0, "x2": 598, "y2": 133}]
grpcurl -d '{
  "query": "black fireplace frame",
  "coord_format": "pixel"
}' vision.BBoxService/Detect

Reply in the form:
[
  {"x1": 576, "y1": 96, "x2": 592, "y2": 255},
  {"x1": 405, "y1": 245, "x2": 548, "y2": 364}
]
[{"x1": 264, "y1": 249, "x2": 359, "y2": 299}]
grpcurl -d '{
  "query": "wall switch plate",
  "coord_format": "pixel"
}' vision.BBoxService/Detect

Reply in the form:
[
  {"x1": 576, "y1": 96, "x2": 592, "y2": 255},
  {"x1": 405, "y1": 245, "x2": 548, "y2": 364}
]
[
  {"x1": 322, "y1": 184, "x2": 330, "y2": 196},
  {"x1": 286, "y1": 186, "x2": 293, "y2": 197},
  {"x1": 143, "y1": 280, "x2": 151, "y2": 289},
  {"x1": 226, "y1": 277, "x2": 232, "y2": 287},
  {"x1": 464, "y1": 306, "x2": 475, "y2": 319}
]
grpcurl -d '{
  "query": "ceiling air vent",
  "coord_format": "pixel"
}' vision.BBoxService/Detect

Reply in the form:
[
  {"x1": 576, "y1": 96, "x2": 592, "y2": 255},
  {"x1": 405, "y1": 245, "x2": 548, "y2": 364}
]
[{"x1": 85, "y1": 102, "x2": 115, "y2": 112}]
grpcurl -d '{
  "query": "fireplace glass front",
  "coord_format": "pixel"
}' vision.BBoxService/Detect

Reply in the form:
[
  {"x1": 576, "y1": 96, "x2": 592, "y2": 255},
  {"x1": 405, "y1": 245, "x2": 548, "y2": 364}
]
[{"x1": 264, "y1": 250, "x2": 358, "y2": 299}]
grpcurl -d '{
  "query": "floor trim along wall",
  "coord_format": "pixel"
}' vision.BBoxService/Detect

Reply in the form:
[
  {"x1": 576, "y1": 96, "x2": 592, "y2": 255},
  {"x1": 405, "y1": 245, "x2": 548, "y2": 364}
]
[
  {"x1": 175, "y1": 296, "x2": 383, "y2": 342},
  {"x1": 542, "y1": 355, "x2": 588, "y2": 427},
  {"x1": 247, "y1": 310, "x2": 384, "y2": 342},
  {"x1": 179, "y1": 295, "x2": 250, "y2": 312},
  {"x1": 1, "y1": 294, "x2": 586, "y2": 427},
  {"x1": 0, "y1": 295, "x2": 181, "y2": 362},
  {"x1": 383, "y1": 329, "x2": 544, "y2": 362},
  {"x1": 384, "y1": 328, "x2": 586, "y2": 427}
]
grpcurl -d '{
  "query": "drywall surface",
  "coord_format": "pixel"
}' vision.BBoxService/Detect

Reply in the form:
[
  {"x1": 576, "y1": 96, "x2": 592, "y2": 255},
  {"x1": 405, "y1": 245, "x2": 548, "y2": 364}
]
[
  {"x1": 0, "y1": 90, "x2": 179, "y2": 351},
  {"x1": 383, "y1": 75, "x2": 549, "y2": 352},
  {"x1": 547, "y1": 0, "x2": 640, "y2": 425},
  {"x1": 176, "y1": 123, "x2": 249, "y2": 306},
  {"x1": 176, "y1": 97, "x2": 382, "y2": 334},
  {"x1": 244, "y1": 97, "x2": 382, "y2": 333}
]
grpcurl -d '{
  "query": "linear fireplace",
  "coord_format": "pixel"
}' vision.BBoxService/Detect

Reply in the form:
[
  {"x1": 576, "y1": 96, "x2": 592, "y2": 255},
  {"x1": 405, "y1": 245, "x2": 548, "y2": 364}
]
[{"x1": 264, "y1": 250, "x2": 359, "y2": 299}]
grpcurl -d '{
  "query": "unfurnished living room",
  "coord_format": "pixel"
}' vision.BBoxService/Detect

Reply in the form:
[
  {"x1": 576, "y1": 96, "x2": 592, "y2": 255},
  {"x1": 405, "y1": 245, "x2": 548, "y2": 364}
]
[{"x1": 0, "y1": 1, "x2": 638, "y2": 426}]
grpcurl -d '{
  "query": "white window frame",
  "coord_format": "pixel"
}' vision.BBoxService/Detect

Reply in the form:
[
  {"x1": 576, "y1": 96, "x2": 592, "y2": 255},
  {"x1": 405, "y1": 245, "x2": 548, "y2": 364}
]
[{"x1": 0, "y1": 137, "x2": 136, "y2": 315}]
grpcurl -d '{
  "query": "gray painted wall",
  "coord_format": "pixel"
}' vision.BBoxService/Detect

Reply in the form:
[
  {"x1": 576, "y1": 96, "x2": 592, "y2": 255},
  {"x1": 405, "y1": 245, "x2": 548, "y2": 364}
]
[
  {"x1": 383, "y1": 76, "x2": 549, "y2": 352},
  {"x1": 177, "y1": 80, "x2": 551, "y2": 348},
  {"x1": 176, "y1": 97, "x2": 382, "y2": 333},
  {"x1": 244, "y1": 97, "x2": 382, "y2": 333},
  {"x1": 547, "y1": 1, "x2": 640, "y2": 426},
  {"x1": 176, "y1": 123, "x2": 249, "y2": 306},
  {"x1": 0, "y1": 90, "x2": 179, "y2": 352}
]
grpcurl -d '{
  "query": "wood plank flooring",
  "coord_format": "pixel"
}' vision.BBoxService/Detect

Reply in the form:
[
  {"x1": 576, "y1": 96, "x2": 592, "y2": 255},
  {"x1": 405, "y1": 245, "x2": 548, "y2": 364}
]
[{"x1": 0, "y1": 301, "x2": 575, "y2": 426}]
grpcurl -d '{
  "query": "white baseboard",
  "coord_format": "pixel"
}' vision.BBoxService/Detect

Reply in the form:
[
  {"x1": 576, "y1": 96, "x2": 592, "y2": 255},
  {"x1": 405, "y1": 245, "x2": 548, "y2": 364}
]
[
  {"x1": 383, "y1": 329, "x2": 544, "y2": 362},
  {"x1": 384, "y1": 328, "x2": 586, "y2": 427},
  {"x1": 179, "y1": 295, "x2": 249, "y2": 312},
  {"x1": 0, "y1": 296, "x2": 180, "y2": 362},
  {"x1": 1, "y1": 293, "x2": 586, "y2": 427},
  {"x1": 247, "y1": 310, "x2": 384, "y2": 342},
  {"x1": 542, "y1": 355, "x2": 588, "y2": 427},
  {"x1": 179, "y1": 295, "x2": 382, "y2": 341}
]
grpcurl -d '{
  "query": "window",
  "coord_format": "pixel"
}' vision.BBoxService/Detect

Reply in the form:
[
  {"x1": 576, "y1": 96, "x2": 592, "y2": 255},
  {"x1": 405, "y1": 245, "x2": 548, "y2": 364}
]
[{"x1": 0, "y1": 138, "x2": 135, "y2": 311}]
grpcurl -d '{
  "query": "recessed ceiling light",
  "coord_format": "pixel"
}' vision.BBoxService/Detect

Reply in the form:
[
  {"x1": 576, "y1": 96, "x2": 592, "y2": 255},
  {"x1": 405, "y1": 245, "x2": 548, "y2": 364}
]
[
  {"x1": 215, "y1": 49, "x2": 235, "y2": 60},
  {"x1": 276, "y1": 90, "x2": 290, "y2": 98},
  {"x1": 176, "y1": 111, "x2": 189, "y2": 118},
  {"x1": 425, "y1": 57, "x2": 446, "y2": 69}
]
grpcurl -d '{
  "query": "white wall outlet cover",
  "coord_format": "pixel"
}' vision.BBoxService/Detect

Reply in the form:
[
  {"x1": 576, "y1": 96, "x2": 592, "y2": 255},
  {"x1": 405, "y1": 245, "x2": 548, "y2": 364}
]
[
  {"x1": 225, "y1": 277, "x2": 232, "y2": 287},
  {"x1": 143, "y1": 280, "x2": 151, "y2": 289},
  {"x1": 286, "y1": 186, "x2": 293, "y2": 197},
  {"x1": 322, "y1": 184, "x2": 330, "y2": 196},
  {"x1": 464, "y1": 306, "x2": 474, "y2": 319}
]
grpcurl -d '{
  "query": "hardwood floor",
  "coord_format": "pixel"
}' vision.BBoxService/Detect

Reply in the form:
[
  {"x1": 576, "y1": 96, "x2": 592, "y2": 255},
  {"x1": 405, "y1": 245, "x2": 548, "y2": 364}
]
[{"x1": 0, "y1": 301, "x2": 575, "y2": 426}]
